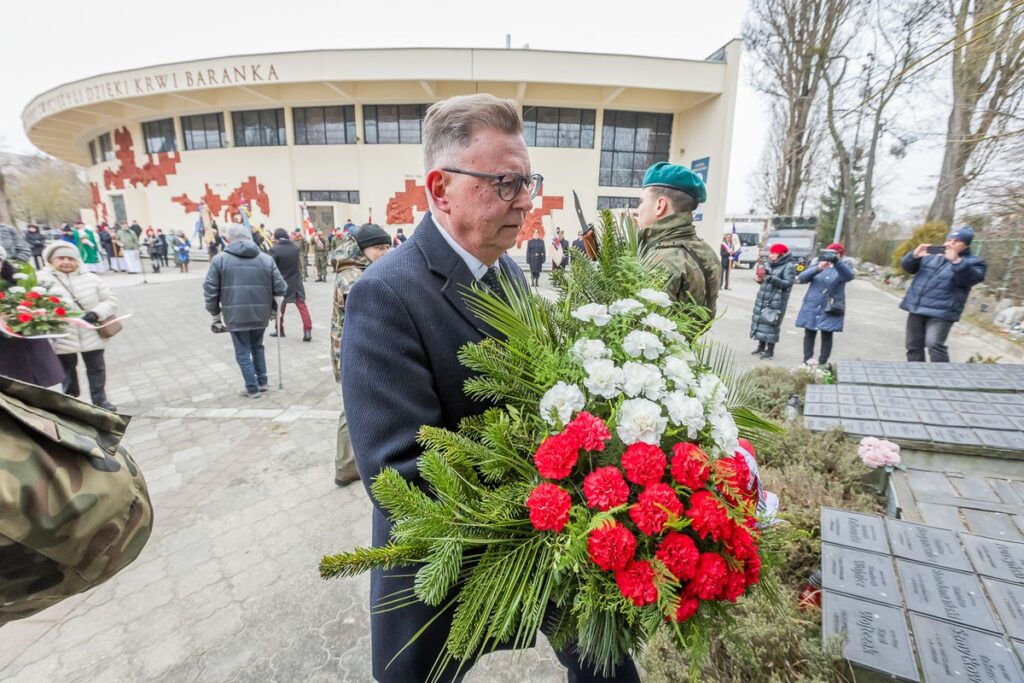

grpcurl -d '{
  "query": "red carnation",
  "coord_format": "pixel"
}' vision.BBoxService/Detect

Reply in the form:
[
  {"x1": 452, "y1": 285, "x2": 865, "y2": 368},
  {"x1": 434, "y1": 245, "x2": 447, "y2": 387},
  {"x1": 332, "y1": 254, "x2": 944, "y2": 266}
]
[
  {"x1": 54, "y1": 307, "x2": 67, "y2": 316},
  {"x1": 533, "y1": 432, "x2": 579, "y2": 480},
  {"x1": 582, "y1": 466, "x2": 630, "y2": 511},
  {"x1": 687, "y1": 490, "x2": 732, "y2": 542},
  {"x1": 629, "y1": 483, "x2": 683, "y2": 536},
  {"x1": 655, "y1": 532, "x2": 700, "y2": 581},
  {"x1": 621, "y1": 442, "x2": 667, "y2": 486},
  {"x1": 25, "y1": 291, "x2": 41, "y2": 300},
  {"x1": 716, "y1": 454, "x2": 754, "y2": 506},
  {"x1": 671, "y1": 442, "x2": 711, "y2": 489},
  {"x1": 670, "y1": 594, "x2": 701, "y2": 623},
  {"x1": 727, "y1": 523, "x2": 758, "y2": 562},
  {"x1": 565, "y1": 411, "x2": 612, "y2": 452},
  {"x1": 614, "y1": 559, "x2": 659, "y2": 606},
  {"x1": 744, "y1": 554, "x2": 762, "y2": 587},
  {"x1": 48, "y1": 296, "x2": 61, "y2": 304},
  {"x1": 0, "y1": 291, "x2": 5, "y2": 299},
  {"x1": 691, "y1": 552, "x2": 729, "y2": 600},
  {"x1": 720, "y1": 568, "x2": 747, "y2": 602},
  {"x1": 588, "y1": 521, "x2": 637, "y2": 571},
  {"x1": 17, "y1": 312, "x2": 33, "y2": 323},
  {"x1": 526, "y1": 483, "x2": 572, "y2": 532}
]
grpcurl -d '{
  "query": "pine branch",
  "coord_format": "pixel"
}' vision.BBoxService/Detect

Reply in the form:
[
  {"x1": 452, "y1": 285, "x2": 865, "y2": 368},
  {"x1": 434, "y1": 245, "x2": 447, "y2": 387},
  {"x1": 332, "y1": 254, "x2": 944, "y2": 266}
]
[{"x1": 319, "y1": 543, "x2": 425, "y2": 579}]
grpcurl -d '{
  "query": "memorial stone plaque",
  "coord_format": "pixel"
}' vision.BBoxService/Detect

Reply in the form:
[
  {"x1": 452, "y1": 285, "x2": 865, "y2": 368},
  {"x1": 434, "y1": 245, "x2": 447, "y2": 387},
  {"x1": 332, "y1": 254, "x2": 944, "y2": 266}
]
[
  {"x1": 982, "y1": 578, "x2": 1024, "y2": 641},
  {"x1": 896, "y1": 559, "x2": 998, "y2": 631},
  {"x1": 960, "y1": 401, "x2": 997, "y2": 415},
  {"x1": 913, "y1": 398, "x2": 955, "y2": 412},
  {"x1": 822, "y1": 592, "x2": 919, "y2": 682},
  {"x1": 977, "y1": 379, "x2": 1015, "y2": 391},
  {"x1": 910, "y1": 613, "x2": 1024, "y2": 683},
  {"x1": 875, "y1": 387, "x2": 909, "y2": 398},
  {"x1": 918, "y1": 410, "x2": 966, "y2": 426},
  {"x1": 976, "y1": 430, "x2": 1024, "y2": 451},
  {"x1": 961, "y1": 534, "x2": 1024, "y2": 583},
  {"x1": 885, "y1": 519, "x2": 971, "y2": 570},
  {"x1": 840, "y1": 404, "x2": 879, "y2": 420},
  {"x1": 842, "y1": 419, "x2": 884, "y2": 436},
  {"x1": 876, "y1": 395, "x2": 912, "y2": 408},
  {"x1": 905, "y1": 388, "x2": 935, "y2": 399},
  {"x1": 994, "y1": 393, "x2": 1024, "y2": 406},
  {"x1": 822, "y1": 508, "x2": 890, "y2": 553},
  {"x1": 944, "y1": 390, "x2": 980, "y2": 402},
  {"x1": 877, "y1": 407, "x2": 921, "y2": 423},
  {"x1": 803, "y1": 416, "x2": 842, "y2": 431},
  {"x1": 821, "y1": 543, "x2": 900, "y2": 604},
  {"x1": 995, "y1": 403, "x2": 1024, "y2": 418},
  {"x1": 926, "y1": 425, "x2": 983, "y2": 446},
  {"x1": 963, "y1": 413, "x2": 1015, "y2": 431},
  {"x1": 842, "y1": 384, "x2": 872, "y2": 396},
  {"x1": 803, "y1": 403, "x2": 841, "y2": 418},
  {"x1": 882, "y1": 422, "x2": 933, "y2": 441}
]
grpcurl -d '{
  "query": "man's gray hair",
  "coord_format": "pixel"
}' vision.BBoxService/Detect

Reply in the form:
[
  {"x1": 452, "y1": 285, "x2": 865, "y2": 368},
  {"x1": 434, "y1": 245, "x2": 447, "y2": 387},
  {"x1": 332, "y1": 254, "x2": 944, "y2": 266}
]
[
  {"x1": 422, "y1": 94, "x2": 523, "y2": 171},
  {"x1": 226, "y1": 223, "x2": 250, "y2": 242}
]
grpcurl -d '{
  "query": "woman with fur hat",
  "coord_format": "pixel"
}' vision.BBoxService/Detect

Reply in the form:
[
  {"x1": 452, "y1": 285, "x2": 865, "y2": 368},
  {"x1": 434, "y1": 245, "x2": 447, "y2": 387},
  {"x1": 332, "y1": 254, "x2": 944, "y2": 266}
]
[
  {"x1": 37, "y1": 241, "x2": 119, "y2": 410},
  {"x1": 750, "y1": 243, "x2": 797, "y2": 360}
]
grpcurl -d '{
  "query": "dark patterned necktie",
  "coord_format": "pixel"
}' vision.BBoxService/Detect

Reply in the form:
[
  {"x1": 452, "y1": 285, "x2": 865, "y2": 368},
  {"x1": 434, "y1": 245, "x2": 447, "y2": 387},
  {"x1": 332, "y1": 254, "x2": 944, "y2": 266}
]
[{"x1": 480, "y1": 266, "x2": 507, "y2": 302}]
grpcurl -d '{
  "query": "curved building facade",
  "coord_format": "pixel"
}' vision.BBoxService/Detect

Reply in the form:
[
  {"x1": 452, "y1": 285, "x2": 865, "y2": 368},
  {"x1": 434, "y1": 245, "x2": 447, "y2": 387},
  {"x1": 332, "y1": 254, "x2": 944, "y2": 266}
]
[{"x1": 23, "y1": 45, "x2": 741, "y2": 249}]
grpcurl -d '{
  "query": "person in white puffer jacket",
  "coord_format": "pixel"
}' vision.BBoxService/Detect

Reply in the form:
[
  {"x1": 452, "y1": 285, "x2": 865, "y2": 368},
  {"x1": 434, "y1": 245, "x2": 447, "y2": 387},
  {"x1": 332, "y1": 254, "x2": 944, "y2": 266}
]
[{"x1": 37, "y1": 241, "x2": 119, "y2": 411}]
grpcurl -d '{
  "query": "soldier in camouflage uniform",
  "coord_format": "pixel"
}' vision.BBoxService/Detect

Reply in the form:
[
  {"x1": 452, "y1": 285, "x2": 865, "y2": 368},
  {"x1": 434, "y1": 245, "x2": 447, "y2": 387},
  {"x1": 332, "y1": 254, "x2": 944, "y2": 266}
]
[
  {"x1": 312, "y1": 229, "x2": 330, "y2": 282},
  {"x1": 636, "y1": 162, "x2": 720, "y2": 316},
  {"x1": 293, "y1": 229, "x2": 309, "y2": 281},
  {"x1": 331, "y1": 223, "x2": 393, "y2": 485}
]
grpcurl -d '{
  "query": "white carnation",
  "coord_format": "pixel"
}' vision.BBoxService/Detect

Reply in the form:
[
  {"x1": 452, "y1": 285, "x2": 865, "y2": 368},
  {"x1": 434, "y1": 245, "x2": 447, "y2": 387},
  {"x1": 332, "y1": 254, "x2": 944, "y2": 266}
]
[
  {"x1": 571, "y1": 303, "x2": 612, "y2": 327},
  {"x1": 30, "y1": 286, "x2": 48, "y2": 294},
  {"x1": 8, "y1": 286, "x2": 26, "y2": 294},
  {"x1": 583, "y1": 359, "x2": 624, "y2": 399},
  {"x1": 616, "y1": 398, "x2": 668, "y2": 445},
  {"x1": 642, "y1": 312, "x2": 678, "y2": 335},
  {"x1": 694, "y1": 374, "x2": 728, "y2": 408},
  {"x1": 621, "y1": 330, "x2": 665, "y2": 360},
  {"x1": 571, "y1": 338, "x2": 611, "y2": 363},
  {"x1": 12, "y1": 273, "x2": 29, "y2": 281},
  {"x1": 662, "y1": 356, "x2": 695, "y2": 390},
  {"x1": 662, "y1": 391, "x2": 707, "y2": 437},
  {"x1": 539, "y1": 382, "x2": 586, "y2": 425},
  {"x1": 609, "y1": 298, "x2": 644, "y2": 315},
  {"x1": 664, "y1": 329, "x2": 688, "y2": 345},
  {"x1": 621, "y1": 361, "x2": 666, "y2": 401},
  {"x1": 709, "y1": 406, "x2": 740, "y2": 455},
  {"x1": 637, "y1": 288, "x2": 672, "y2": 308}
]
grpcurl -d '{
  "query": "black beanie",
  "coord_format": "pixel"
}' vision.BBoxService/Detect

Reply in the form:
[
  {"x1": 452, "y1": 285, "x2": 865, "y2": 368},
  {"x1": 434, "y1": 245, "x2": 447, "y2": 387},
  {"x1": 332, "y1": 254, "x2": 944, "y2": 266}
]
[
  {"x1": 274, "y1": 228, "x2": 289, "y2": 240},
  {"x1": 355, "y1": 223, "x2": 391, "y2": 250}
]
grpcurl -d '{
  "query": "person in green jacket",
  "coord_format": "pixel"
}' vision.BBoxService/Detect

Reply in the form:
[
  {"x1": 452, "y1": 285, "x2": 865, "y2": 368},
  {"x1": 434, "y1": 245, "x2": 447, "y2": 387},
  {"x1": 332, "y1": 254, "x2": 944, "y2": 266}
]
[
  {"x1": 115, "y1": 221, "x2": 141, "y2": 274},
  {"x1": 74, "y1": 222, "x2": 103, "y2": 273}
]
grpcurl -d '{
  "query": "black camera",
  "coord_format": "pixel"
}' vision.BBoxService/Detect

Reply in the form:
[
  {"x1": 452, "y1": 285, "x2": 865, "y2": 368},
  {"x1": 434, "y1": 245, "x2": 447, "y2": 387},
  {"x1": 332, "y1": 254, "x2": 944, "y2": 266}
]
[{"x1": 819, "y1": 249, "x2": 838, "y2": 263}]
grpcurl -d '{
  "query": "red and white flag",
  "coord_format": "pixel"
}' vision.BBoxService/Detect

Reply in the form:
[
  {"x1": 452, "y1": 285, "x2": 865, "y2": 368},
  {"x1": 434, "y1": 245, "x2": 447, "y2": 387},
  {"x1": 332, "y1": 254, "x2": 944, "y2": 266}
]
[{"x1": 302, "y1": 204, "x2": 316, "y2": 241}]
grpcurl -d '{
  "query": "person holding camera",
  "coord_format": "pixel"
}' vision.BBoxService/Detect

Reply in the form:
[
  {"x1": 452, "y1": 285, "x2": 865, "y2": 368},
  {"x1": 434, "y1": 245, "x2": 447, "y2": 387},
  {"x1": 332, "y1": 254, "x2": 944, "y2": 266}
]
[
  {"x1": 795, "y1": 242, "x2": 854, "y2": 366},
  {"x1": 900, "y1": 226, "x2": 987, "y2": 362},
  {"x1": 750, "y1": 243, "x2": 797, "y2": 360}
]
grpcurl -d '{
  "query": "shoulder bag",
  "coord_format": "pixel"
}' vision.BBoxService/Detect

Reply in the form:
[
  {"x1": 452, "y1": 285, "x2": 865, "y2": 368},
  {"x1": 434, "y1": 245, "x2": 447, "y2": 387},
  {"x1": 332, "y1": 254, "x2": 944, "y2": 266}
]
[{"x1": 57, "y1": 274, "x2": 123, "y2": 338}]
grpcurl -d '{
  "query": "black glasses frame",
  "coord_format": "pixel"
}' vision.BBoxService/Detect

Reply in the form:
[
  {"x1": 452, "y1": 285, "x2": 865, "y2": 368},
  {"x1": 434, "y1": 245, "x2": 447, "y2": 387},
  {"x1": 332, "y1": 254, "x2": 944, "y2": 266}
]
[{"x1": 442, "y1": 168, "x2": 544, "y2": 201}]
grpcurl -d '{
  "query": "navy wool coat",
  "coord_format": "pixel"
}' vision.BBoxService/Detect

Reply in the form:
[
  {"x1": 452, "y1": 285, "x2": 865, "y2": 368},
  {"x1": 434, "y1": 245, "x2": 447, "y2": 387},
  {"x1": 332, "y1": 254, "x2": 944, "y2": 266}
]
[
  {"x1": 900, "y1": 250, "x2": 987, "y2": 322},
  {"x1": 794, "y1": 258, "x2": 855, "y2": 333},
  {"x1": 341, "y1": 214, "x2": 528, "y2": 682}
]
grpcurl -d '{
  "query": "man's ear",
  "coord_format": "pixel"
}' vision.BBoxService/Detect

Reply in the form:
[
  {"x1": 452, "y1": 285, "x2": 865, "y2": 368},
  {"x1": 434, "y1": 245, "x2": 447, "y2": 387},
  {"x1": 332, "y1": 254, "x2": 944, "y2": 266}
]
[
  {"x1": 426, "y1": 169, "x2": 448, "y2": 213},
  {"x1": 656, "y1": 196, "x2": 670, "y2": 219}
]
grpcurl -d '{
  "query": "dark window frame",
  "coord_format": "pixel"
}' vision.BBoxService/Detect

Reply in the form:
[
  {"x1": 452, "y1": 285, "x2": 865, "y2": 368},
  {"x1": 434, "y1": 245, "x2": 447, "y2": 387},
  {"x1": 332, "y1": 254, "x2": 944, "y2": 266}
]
[
  {"x1": 231, "y1": 108, "x2": 287, "y2": 147},
  {"x1": 142, "y1": 118, "x2": 177, "y2": 154},
  {"x1": 363, "y1": 104, "x2": 428, "y2": 144},
  {"x1": 297, "y1": 190, "x2": 360, "y2": 204},
  {"x1": 599, "y1": 110, "x2": 673, "y2": 188},
  {"x1": 88, "y1": 139, "x2": 98, "y2": 165},
  {"x1": 180, "y1": 113, "x2": 226, "y2": 151},
  {"x1": 293, "y1": 105, "x2": 358, "y2": 145},
  {"x1": 597, "y1": 196, "x2": 640, "y2": 210},
  {"x1": 522, "y1": 106, "x2": 596, "y2": 149},
  {"x1": 98, "y1": 133, "x2": 114, "y2": 162}
]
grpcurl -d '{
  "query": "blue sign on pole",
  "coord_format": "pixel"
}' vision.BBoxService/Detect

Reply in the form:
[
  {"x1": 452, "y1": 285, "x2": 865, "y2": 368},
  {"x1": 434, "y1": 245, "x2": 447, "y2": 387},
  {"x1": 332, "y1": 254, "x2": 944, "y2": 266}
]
[{"x1": 691, "y1": 157, "x2": 709, "y2": 221}]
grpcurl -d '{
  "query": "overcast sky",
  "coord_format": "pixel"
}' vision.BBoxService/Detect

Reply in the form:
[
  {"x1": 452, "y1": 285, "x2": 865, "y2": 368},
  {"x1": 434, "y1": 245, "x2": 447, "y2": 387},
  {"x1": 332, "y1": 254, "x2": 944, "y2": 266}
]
[{"x1": 1, "y1": 0, "x2": 944, "y2": 222}]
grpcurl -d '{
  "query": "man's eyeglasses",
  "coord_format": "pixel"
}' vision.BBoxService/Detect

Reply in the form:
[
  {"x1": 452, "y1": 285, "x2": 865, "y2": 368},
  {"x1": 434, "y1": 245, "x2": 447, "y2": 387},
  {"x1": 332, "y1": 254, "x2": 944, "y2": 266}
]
[{"x1": 442, "y1": 168, "x2": 544, "y2": 201}]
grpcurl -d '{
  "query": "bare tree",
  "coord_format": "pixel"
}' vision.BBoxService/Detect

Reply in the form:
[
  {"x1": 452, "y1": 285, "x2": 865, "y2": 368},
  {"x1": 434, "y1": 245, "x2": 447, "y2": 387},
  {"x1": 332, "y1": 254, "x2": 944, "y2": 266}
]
[
  {"x1": 926, "y1": 0, "x2": 1024, "y2": 226},
  {"x1": 744, "y1": 0, "x2": 861, "y2": 215},
  {"x1": 0, "y1": 168, "x2": 12, "y2": 225},
  {"x1": 8, "y1": 156, "x2": 90, "y2": 227}
]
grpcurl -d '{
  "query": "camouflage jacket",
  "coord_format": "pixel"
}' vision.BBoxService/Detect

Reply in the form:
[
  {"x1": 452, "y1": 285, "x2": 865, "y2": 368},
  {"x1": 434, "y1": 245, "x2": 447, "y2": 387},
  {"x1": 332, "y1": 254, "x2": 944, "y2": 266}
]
[
  {"x1": 330, "y1": 238, "x2": 370, "y2": 382},
  {"x1": 639, "y1": 212, "x2": 720, "y2": 316}
]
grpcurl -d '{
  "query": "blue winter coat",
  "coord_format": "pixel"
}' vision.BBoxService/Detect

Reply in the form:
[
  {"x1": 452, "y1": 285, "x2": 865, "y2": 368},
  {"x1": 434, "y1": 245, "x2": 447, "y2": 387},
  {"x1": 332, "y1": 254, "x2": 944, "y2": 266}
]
[
  {"x1": 795, "y1": 258, "x2": 855, "y2": 332},
  {"x1": 900, "y1": 250, "x2": 987, "y2": 322},
  {"x1": 750, "y1": 253, "x2": 797, "y2": 343}
]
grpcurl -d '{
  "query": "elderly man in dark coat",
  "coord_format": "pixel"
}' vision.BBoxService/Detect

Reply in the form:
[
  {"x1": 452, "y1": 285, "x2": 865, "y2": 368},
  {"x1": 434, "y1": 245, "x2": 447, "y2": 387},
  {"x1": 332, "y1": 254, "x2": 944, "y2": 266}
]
[
  {"x1": 269, "y1": 228, "x2": 312, "y2": 341},
  {"x1": 203, "y1": 224, "x2": 286, "y2": 398},
  {"x1": 342, "y1": 94, "x2": 640, "y2": 683},
  {"x1": 750, "y1": 243, "x2": 797, "y2": 360}
]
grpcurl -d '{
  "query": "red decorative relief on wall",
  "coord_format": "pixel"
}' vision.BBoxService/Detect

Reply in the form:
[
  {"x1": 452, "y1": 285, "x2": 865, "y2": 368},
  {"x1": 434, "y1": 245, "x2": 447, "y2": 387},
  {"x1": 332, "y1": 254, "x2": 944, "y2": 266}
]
[
  {"x1": 170, "y1": 176, "x2": 271, "y2": 222},
  {"x1": 103, "y1": 126, "x2": 181, "y2": 190},
  {"x1": 516, "y1": 195, "x2": 564, "y2": 248},
  {"x1": 386, "y1": 180, "x2": 429, "y2": 225},
  {"x1": 90, "y1": 182, "x2": 108, "y2": 223}
]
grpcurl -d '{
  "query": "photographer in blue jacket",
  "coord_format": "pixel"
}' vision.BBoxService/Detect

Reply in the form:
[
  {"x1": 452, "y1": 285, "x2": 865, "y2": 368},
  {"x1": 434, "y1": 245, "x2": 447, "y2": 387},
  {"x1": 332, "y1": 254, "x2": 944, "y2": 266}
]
[{"x1": 900, "y1": 226, "x2": 987, "y2": 362}]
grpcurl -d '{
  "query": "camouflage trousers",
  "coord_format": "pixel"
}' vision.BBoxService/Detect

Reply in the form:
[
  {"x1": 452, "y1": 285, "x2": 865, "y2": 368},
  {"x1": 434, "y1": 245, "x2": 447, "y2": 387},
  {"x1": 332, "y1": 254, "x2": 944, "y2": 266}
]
[
  {"x1": 335, "y1": 386, "x2": 359, "y2": 482},
  {"x1": 300, "y1": 253, "x2": 309, "y2": 280},
  {"x1": 315, "y1": 253, "x2": 328, "y2": 282}
]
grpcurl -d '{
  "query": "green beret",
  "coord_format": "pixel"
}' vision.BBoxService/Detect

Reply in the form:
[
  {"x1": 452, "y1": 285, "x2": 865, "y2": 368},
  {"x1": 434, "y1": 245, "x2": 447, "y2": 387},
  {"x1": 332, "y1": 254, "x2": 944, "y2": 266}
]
[{"x1": 642, "y1": 162, "x2": 707, "y2": 204}]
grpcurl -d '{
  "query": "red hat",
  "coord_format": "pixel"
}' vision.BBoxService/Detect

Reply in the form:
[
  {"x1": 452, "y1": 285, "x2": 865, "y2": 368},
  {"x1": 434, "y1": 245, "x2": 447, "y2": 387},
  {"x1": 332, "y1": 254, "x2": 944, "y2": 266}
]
[
  {"x1": 827, "y1": 242, "x2": 845, "y2": 256},
  {"x1": 769, "y1": 243, "x2": 789, "y2": 256}
]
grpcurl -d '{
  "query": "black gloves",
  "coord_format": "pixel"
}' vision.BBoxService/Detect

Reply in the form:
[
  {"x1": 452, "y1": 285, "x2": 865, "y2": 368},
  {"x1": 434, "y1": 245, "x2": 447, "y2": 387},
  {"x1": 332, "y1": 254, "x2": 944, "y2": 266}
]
[{"x1": 82, "y1": 311, "x2": 100, "y2": 324}]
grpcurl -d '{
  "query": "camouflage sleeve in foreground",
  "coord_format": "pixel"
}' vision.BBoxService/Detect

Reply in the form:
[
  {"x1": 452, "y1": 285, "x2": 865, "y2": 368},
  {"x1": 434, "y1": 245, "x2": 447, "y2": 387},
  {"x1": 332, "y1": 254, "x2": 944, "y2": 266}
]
[
  {"x1": 330, "y1": 262, "x2": 368, "y2": 383},
  {"x1": 0, "y1": 377, "x2": 153, "y2": 626},
  {"x1": 652, "y1": 238, "x2": 720, "y2": 318}
]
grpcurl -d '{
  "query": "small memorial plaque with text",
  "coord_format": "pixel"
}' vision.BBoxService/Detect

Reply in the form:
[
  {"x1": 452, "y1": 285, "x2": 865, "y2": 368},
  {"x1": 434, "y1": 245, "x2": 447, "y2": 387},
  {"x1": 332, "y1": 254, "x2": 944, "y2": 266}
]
[
  {"x1": 822, "y1": 508, "x2": 890, "y2": 553},
  {"x1": 911, "y1": 613, "x2": 1023, "y2": 682},
  {"x1": 982, "y1": 578, "x2": 1024, "y2": 641},
  {"x1": 822, "y1": 592, "x2": 919, "y2": 681},
  {"x1": 886, "y1": 519, "x2": 971, "y2": 570},
  {"x1": 896, "y1": 560, "x2": 998, "y2": 631},
  {"x1": 962, "y1": 534, "x2": 1024, "y2": 583},
  {"x1": 821, "y1": 543, "x2": 900, "y2": 605}
]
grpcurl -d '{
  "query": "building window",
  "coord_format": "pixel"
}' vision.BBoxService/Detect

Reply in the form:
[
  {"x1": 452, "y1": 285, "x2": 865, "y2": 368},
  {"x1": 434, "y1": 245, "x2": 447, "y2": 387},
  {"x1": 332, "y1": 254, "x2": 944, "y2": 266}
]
[
  {"x1": 88, "y1": 139, "x2": 98, "y2": 165},
  {"x1": 523, "y1": 107, "x2": 595, "y2": 148},
  {"x1": 363, "y1": 104, "x2": 427, "y2": 144},
  {"x1": 231, "y1": 108, "x2": 286, "y2": 147},
  {"x1": 181, "y1": 113, "x2": 226, "y2": 151},
  {"x1": 597, "y1": 196, "x2": 640, "y2": 210},
  {"x1": 599, "y1": 110, "x2": 673, "y2": 187},
  {"x1": 298, "y1": 190, "x2": 360, "y2": 203},
  {"x1": 142, "y1": 118, "x2": 177, "y2": 154},
  {"x1": 98, "y1": 133, "x2": 114, "y2": 161},
  {"x1": 294, "y1": 106, "x2": 357, "y2": 145}
]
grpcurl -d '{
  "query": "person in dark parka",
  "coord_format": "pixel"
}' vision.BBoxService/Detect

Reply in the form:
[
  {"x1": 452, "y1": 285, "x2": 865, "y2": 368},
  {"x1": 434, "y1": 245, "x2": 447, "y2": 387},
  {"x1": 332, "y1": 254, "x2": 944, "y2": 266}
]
[
  {"x1": 750, "y1": 243, "x2": 797, "y2": 360},
  {"x1": 268, "y1": 228, "x2": 312, "y2": 341},
  {"x1": 525, "y1": 228, "x2": 545, "y2": 286},
  {"x1": 900, "y1": 226, "x2": 987, "y2": 362},
  {"x1": 795, "y1": 242, "x2": 855, "y2": 365},
  {"x1": 24, "y1": 225, "x2": 46, "y2": 269}
]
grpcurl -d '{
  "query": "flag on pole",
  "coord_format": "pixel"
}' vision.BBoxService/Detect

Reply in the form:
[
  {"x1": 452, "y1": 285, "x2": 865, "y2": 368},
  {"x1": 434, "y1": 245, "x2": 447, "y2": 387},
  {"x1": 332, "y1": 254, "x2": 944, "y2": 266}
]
[{"x1": 301, "y1": 204, "x2": 316, "y2": 241}]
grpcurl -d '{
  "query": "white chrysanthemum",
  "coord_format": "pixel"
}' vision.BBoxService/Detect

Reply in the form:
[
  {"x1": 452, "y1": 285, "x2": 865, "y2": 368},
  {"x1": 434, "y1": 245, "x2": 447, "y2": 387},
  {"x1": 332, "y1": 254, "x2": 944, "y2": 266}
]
[
  {"x1": 662, "y1": 391, "x2": 707, "y2": 437},
  {"x1": 571, "y1": 338, "x2": 611, "y2": 363},
  {"x1": 621, "y1": 361, "x2": 666, "y2": 401},
  {"x1": 539, "y1": 382, "x2": 586, "y2": 425},
  {"x1": 583, "y1": 359, "x2": 624, "y2": 399},
  {"x1": 609, "y1": 298, "x2": 644, "y2": 315},
  {"x1": 30, "y1": 286, "x2": 47, "y2": 294},
  {"x1": 637, "y1": 288, "x2": 672, "y2": 308},
  {"x1": 571, "y1": 303, "x2": 612, "y2": 327},
  {"x1": 694, "y1": 373, "x2": 728, "y2": 408},
  {"x1": 616, "y1": 398, "x2": 668, "y2": 445},
  {"x1": 662, "y1": 356, "x2": 695, "y2": 390},
  {"x1": 663, "y1": 329, "x2": 689, "y2": 345},
  {"x1": 8, "y1": 286, "x2": 26, "y2": 294},
  {"x1": 709, "y1": 406, "x2": 740, "y2": 455},
  {"x1": 621, "y1": 330, "x2": 665, "y2": 360},
  {"x1": 12, "y1": 273, "x2": 29, "y2": 281},
  {"x1": 642, "y1": 312, "x2": 678, "y2": 335}
]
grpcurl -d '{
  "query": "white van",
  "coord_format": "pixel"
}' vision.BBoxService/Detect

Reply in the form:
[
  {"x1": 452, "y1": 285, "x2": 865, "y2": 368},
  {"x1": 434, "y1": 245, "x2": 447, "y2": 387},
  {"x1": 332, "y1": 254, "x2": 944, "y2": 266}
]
[{"x1": 735, "y1": 230, "x2": 761, "y2": 268}]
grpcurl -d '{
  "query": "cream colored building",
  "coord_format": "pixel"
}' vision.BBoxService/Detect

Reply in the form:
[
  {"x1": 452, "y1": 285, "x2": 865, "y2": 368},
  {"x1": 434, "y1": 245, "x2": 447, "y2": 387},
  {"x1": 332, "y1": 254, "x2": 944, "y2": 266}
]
[{"x1": 23, "y1": 45, "x2": 742, "y2": 250}]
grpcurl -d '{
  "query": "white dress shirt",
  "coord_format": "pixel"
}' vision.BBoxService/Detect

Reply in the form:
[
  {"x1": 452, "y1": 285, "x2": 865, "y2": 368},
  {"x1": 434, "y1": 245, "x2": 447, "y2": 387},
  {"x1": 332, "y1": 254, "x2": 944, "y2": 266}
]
[{"x1": 431, "y1": 214, "x2": 495, "y2": 281}]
